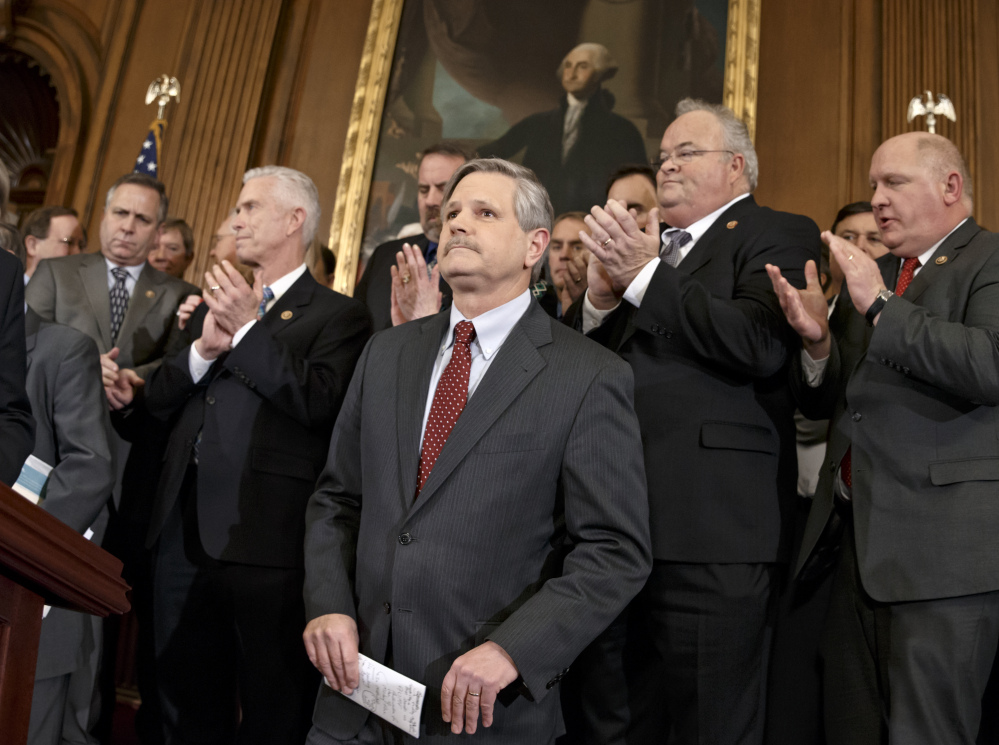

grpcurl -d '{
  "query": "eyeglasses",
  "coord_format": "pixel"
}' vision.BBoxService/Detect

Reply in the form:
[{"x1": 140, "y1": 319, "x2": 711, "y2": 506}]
[
  {"x1": 651, "y1": 150, "x2": 734, "y2": 169},
  {"x1": 54, "y1": 237, "x2": 86, "y2": 250}
]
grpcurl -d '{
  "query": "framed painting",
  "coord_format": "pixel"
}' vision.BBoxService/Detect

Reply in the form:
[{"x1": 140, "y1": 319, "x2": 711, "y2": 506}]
[{"x1": 329, "y1": 0, "x2": 761, "y2": 295}]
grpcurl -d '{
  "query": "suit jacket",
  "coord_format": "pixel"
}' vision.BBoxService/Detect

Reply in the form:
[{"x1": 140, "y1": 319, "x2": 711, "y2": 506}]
[
  {"x1": 0, "y1": 249, "x2": 34, "y2": 485},
  {"x1": 481, "y1": 90, "x2": 648, "y2": 215},
  {"x1": 24, "y1": 310, "x2": 114, "y2": 679},
  {"x1": 356, "y1": 233, "x2": 453, "y2": 332},
  {"x1": 143, "y1": 271, "x2": 371, "y2": 568},
  {"x1": 793, "y1": 219, "x2": 999, "y2": 603},
  {"x1": 576, "y1": 196, "x2": 820, "y2": 563},
  {"x1": 25, "y1": 252, "x2": 199, "y2": 379},
  {"x1": 303, "y1": 300, "x2": 651, "y2": 742}
]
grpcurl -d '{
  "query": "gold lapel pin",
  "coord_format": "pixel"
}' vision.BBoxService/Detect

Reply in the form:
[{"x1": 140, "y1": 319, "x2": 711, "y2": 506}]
[
  {"x1": 281, "y1": 310, "x2": 293, "y2": 320},
  {"x1": 145, "y1": 290, "x2": 156, "y2": 298},
  {"x1": 727, "y1": 220, "x2": 738, "y2": 229},
  {"x1": 935, "y1": 256, "x2": 948, "y2": 265}
]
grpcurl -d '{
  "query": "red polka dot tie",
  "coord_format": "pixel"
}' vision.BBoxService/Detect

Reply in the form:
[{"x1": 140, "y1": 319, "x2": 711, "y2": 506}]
[
  {"x1": 415, "y1": 321, "x2": 476, "y2": 497},
  {"x1": 841, "y1": 256, "x2": 922, "y2": 489}
]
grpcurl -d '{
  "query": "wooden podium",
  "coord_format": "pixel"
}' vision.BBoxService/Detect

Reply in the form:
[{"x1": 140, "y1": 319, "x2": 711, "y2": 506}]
[{"x1": 0, "y1": 481, "x2": 130, "y2": 744}]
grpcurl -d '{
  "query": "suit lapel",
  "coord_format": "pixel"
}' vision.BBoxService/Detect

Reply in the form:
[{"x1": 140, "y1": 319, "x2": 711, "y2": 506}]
[
  {"x1": 116, "y1": 264, "x2": 163, "y2": 352},
  {"x1": 80, "y1": 255, "x2": 113, "y2": 350},
  {"x1": 409, "y1": 303, "x2": 550, "y2": 515},
  {"x1": 261, "y1": 271, "x2": 315, "y2": 335},
  {"x1": 24, "y1": 309, "x2": 40, "y2": 372},
  {"x1": 896, "y1": 218, "x2": 979, "y2": 304},
  {"x1": 397, "y1": 314, "x2": 449, "y2": 504}
]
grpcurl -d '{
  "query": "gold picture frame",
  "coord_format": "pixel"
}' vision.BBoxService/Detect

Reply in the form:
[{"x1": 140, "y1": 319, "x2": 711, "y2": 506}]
[{"x1": 329, "y1": 0, "x2": 762, "y2": 296}]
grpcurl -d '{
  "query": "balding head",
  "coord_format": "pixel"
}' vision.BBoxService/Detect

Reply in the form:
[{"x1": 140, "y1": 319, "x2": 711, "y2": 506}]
[{"x1": 869, "y1": 132, "x2": 972, "y2": 257}]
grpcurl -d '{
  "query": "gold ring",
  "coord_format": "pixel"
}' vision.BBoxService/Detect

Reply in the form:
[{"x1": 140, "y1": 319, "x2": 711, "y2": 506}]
[
  {"x1": 401, "y1": 275, "x2": 412, "y2": 284},
  {"x1": 210, "y1": 285, "x2": 221, "y2": 291},
  {"x1": 602, "y1": 238, "x2": 613, "y2": 247},
  {"x1": 467, "y1": 692, "x2": 480, "y2": 697}
]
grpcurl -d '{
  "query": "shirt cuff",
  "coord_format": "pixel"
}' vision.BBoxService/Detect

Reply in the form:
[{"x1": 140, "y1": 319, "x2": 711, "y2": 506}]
[
  {"x1": 231, "y1": 319, "x2": 256, "y2": 348},
  {"x1": 622, "y1": 258, "x2": 661, "y2": 308},
  {"x1": 188, "y1": 344, "x2": 216, "y2": 383},
  {"x1": 801, "y1": 349, "x2": 830, "y2": 388},
  {"x1": 582, "y1": 292, "x2": 619, "y2": 334}
]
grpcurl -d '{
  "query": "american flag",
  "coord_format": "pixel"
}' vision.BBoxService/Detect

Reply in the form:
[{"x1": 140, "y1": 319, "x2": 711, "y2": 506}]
[{"x1": 133, "y1": 119, "x2": 166, "y2": 177}]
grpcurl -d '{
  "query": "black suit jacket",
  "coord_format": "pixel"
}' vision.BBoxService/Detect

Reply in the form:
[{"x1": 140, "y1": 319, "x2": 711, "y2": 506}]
[
  {"x1": 793, "y1": 219, "x2": 999, "y2": 602},
  {"x1": 0, "y1": 249, "x2": 33, "y2": 485},
  {"x1": 144, "y1": 271, "x2": 372, "y2": 568},
  {"x1": 356, "y1": 234, "x2": 453, "y2": 332},
  {"x1": 581, "y1": 196, "x2": 820, "y2": 563}
]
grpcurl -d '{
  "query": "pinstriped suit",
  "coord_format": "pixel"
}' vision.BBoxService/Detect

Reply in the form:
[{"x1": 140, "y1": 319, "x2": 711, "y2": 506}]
[{"x1": 304, "y1": 299, "x2": 651, "y2": 743}]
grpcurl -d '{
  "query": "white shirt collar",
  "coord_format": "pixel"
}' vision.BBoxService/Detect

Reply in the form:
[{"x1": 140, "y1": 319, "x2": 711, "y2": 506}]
[
  {"x1": 105, "y1": 258, "x2": 145, "y2": 282},
  {"x1": 566, "y1": 93, "x2": 587, "y2": 110},
  {"x1": 265, "y1": 264, "x2": 309, "y2": 304},
  {"x1": 444, "y1": 289, "x2": 532, "y2": 360},
  {"x1": 662, "y1": 192, "x2": 751, "y2": 248},
  {"x1": 909, "y1": 217, "x2": 969, "y2": 268}
]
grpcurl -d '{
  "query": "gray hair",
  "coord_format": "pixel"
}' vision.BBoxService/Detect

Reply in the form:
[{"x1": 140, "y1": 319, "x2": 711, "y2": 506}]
[
  {"x1": 442, "y1": 158, "x2": 553, "y2": 283},
  {"x1": 243, "y1": 166, "x2": 321, "y2": 245},
  {"x1": 105, "y1": 172, "x2": 169, "y2": 224},
  {"x1": 675, "y1": 98, "x2": 759, "y2": 191},
  {"x1": 557, "y1": 42, "x2": 618, "y2": 81}
]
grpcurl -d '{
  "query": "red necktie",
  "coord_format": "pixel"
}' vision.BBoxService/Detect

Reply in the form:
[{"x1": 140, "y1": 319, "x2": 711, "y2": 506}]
[
  {"x1": 415, "y1": 321, "x2": 476, "y2": 497},
  {"x1": 841, "y1": 256, "x2": 922, "y2": 489}
]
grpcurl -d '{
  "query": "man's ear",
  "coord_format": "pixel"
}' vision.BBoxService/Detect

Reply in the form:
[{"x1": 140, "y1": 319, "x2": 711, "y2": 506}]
[
  {"x1": 524, "y1": 228, "x2": 549, "y2": 271},
  {"x1": 286, "y1": 206, "x2": 307, "y2": 237},
  {"x1": 941, "y1": 170, "x2": 964, "y2": 207},
  {"x1": 24, "y1": 235, "x2": 38, "y2": 258}
]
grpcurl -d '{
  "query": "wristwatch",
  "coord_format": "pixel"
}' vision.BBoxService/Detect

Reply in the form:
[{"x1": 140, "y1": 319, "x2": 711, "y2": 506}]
[{"x1": 865, "y1": 288, "x2": 894, "y2": 325}]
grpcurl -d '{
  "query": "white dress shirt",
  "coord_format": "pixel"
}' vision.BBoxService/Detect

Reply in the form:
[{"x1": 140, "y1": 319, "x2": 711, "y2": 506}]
[
  {"x1": 189, "y1": 263, "x2": 308, "y2": 382},
  {"x1": 582, "y1": 193, "x2": 752, "y2": 333},
  {"x1": 105, "y1": 258, "x2": 144, "y2": 295},
  {"x1": 419, "y1": 290, "x2": 532, "y2": 449}
]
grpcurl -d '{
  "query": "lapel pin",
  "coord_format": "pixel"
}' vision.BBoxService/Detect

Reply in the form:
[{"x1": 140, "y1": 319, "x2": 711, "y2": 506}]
[
  {"x1": 281, "y1": 310, "x2": 293, "y2": 320},
  {"x1": 727, "y1": 220, "x2": 738, "y2": 229},
  {"x1": 935, "y1": 256, "x2": 948, "y2": 265},
  {"x1": 145, "y1": 290, "x2": 156, "y2": 298}
]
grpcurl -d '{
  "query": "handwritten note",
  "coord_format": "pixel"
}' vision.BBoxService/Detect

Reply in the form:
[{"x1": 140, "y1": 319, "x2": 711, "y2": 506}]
[{"x1": 324, "y1": 654, "x2": 426, "y2": 738}]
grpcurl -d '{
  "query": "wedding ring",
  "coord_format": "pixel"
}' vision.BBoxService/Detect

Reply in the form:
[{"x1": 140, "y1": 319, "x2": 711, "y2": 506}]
[
  {"x1": 401, "y1": 274, "x2": 412, "y2": 284},
  {"x1": 210, "y1": 285, "x2": 221, "y2": 291},
  {"x1": 602, "y1": 238, "x2": 613, "y2": 247},
  {"x1": 467, "y1": 692, "x2": 480, "y2": 697},
  {"x1": 847, "y1": 255, "x2": 854, "y2": 261}
]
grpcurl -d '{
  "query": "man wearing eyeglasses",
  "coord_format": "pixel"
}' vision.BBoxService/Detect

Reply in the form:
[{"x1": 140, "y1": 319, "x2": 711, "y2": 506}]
[
  {"x1": 570, "y1": 98, "x2": 820, "y2": 744},
  {"x1": 22, "y1": 206, "x2": 86, "y2": 280}
]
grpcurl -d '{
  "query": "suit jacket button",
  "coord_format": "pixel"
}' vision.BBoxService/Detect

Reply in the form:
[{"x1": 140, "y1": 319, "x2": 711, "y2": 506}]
[
  {"x1": 852, "y1": 412, "x2": 862, "y2": 422},
  {"x1": 383, "y1": 602, "x2": 391, "y2": 614},
  {"x1": 206, "y1": 395, "x2": 216, "y2": 405},
  {"x1": 398, "y1": 533, "x2": 412, "y2": 545},
  {"x1": 546, "y1": 680, "x2": 556, "y2": 690},
  {"x1": 903, "y1": 367, "x2": 910, "y2": 375},
  {"x1": 651, "y1": 323, "x2": 660, "y2": 333},
  {"x1": 665, "y1": 331, "x2": 673, "y2": 339}
]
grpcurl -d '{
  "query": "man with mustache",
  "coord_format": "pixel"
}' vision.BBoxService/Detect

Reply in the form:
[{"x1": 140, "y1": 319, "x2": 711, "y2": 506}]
[
  {"x1": 302, "y1": 157, "x2": 650, "y2": 743},
  {"x1": 356, "y1": 143, "x2": 468, "y2": 330}
]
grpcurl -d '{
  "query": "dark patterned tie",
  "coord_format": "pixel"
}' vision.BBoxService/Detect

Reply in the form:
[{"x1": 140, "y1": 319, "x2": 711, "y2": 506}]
[
  {"x1": 258, "y1": 286, "x2": 274, "y2": 320},
  {"x1": 660, "y1": 230, "x2": 693, "y2": 267},
  {"x1": 109, "y1": 267, "x2": 130, "y2": 345},
  {"x1": 841, "y1": 256, "x2": 922, "y2": 489},
  {"x1": 415, "y1": 321, "x2": 476, "y2": 497}
]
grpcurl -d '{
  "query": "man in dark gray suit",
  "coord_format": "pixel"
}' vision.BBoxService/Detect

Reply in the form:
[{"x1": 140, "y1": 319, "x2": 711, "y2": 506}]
[
  {"x1": 769, "y1": 132, "x2": 999, "y2": 744},
  {"x1": 21, "y1": 308, "x2": 114, "y2": 745},
  {"x1": 303, "y1": 157, "x2": 651, "y2": 743}
]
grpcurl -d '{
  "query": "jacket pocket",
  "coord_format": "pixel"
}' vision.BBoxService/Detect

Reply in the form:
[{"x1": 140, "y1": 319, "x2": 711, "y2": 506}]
[
  {"x1": 700, "y1": 421, "x2": 778, "y2": 455},
  {"x1": 251, "y1": 448, "x2": 317, "y2": 481},
  {"x1": 929, "y1": 457, "x2": 999, "y2": 485}
]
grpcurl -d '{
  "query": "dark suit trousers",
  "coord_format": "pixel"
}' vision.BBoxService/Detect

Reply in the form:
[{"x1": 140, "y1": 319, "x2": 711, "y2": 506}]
[
  {"x1": 822, "y1": 521, "x2": 999, "y2": 745},
  {"x1": 153, "y1": 467, "x2": 317, "y2": 745},
  {"x1": 645, "y1": 561, "x2": 778, "y2": 745}
]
